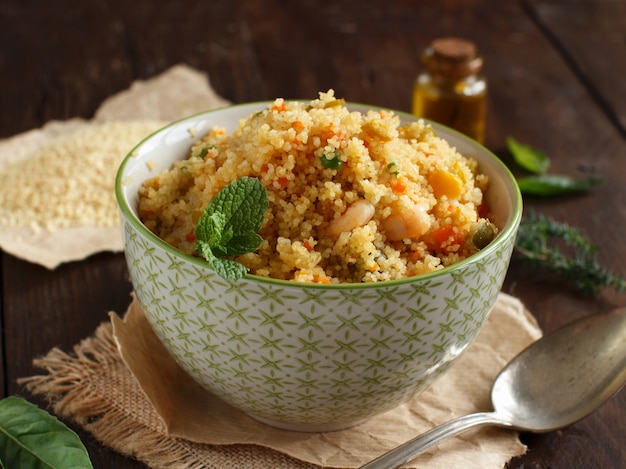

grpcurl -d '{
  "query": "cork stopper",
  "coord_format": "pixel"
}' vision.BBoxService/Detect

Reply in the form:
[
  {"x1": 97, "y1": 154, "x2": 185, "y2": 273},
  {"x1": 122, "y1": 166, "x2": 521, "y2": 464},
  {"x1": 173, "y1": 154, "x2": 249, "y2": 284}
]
[{"x1": 422, "y1": 37, "x2": 483, "y2": 80}]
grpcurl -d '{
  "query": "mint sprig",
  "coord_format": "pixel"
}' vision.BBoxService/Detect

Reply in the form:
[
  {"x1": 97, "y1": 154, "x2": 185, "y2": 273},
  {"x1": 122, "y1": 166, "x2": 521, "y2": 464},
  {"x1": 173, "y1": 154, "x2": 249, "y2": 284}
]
[{"x1": 195, "y1": 177, "x2": 268, "y2": 280}]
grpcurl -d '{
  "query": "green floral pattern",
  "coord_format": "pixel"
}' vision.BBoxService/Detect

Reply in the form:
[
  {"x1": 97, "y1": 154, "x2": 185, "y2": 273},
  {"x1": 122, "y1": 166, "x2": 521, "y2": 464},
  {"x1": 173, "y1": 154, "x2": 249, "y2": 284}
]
[{"x1": 123, "y1": 220, "x2": 515, "y2": 431}]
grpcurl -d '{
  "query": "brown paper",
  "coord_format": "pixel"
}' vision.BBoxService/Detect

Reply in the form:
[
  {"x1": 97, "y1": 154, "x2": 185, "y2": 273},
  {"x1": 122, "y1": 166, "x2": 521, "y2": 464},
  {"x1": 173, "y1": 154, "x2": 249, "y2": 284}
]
[
  {"x1": 93, "y1": 63, "x2": 230, "y2": 122},
  {"x1": 0, "y1": 64, "x2": 229, "y2": 269},
  {"x1": 108, "y1": 292, "x2": 540, "y2": 468}
]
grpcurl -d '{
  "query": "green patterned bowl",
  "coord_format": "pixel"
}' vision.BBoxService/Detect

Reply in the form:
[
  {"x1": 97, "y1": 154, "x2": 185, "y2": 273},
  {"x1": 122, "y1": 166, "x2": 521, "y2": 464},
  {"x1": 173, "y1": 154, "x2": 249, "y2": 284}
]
[{"x1": 116, "y1": 103, "x2": 522, "y2": 432}]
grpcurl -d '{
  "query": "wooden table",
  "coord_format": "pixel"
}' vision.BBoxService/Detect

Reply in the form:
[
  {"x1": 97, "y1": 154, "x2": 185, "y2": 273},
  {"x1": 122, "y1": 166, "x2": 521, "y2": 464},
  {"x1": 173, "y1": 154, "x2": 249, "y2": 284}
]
[{"x1": 1, "y1": 1, "x2": 624, "y2": 467}]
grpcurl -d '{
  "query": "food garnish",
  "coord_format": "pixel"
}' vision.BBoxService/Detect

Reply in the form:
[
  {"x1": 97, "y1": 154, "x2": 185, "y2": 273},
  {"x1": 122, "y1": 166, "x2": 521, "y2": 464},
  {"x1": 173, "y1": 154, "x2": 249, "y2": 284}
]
[
  {"x1": 514, "y1": 211, "x2": 626, "y2": 296},
  {"x1": 506, "y1": 137, "x2": 603, "y2": 196},
  {"x1": 320, "y1": 150, "x2": 343, "y2": 169},
  {"x1": 195, "y1": 177, "x2": 268, "y2": 280},
  {"x1": 516, "y1": 174, "x2": 603, "y2": 196},
  {"x1": 507, "y1": 136, "x2": 551, "y2": 174}
]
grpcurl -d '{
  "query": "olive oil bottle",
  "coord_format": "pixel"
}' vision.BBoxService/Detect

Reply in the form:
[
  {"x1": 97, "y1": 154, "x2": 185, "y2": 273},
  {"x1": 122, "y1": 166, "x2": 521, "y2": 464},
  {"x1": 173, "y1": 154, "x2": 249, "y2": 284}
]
[{"x1": 412, "y1": 37, "x2": 487, "y2": 143}]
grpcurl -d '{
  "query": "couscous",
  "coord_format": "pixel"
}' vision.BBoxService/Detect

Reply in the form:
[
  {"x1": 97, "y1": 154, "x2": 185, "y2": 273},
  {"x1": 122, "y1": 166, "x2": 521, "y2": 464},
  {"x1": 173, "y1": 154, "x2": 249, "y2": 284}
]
[{"x1": 138, "y1": 91, "x2": 495, "y2": 283}]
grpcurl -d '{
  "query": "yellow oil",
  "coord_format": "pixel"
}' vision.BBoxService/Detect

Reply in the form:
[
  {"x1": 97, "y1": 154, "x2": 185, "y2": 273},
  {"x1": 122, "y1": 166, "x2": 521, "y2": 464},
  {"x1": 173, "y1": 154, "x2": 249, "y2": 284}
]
[{"x1": 412, "y1": 78, "x2": 487, "y2": 144}]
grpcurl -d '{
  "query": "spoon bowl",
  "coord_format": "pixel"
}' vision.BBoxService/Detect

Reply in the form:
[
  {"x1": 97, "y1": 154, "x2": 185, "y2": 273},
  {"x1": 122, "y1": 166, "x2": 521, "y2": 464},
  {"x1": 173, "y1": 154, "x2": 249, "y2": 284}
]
[{"x1": 361, "y1": 307, "x2": 626, "y2": 469}]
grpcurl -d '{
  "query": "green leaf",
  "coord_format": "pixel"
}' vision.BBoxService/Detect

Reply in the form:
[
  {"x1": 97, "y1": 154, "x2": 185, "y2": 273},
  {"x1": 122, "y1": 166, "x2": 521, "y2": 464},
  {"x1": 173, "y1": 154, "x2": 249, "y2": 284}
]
[
  {"x1": 195, "y1": 211, "x2": 229, "y2": 248},
  {"x1": 517, "y1": 174, "x2": 603, "y2": 196},
  {"x1": 218, "y1": 233, "x2": 264, "y2": 257},
  {"x1": 320, "y1": 151, "x2": 343, "y2": 169},
  {"x1": 0, "y1": 396, "x2": 93, "y2": 469},
  {"x1": 206, "y1": 177, "x2": 268, "y2": 235},
  {"x1": 195, "y1": 177, "x2": 268, "y2": 280},
  {"x1": 514, "y1": 211, "x2": 626, "y2": 295},
  {"x1": 207, "y1": 256, "x2": 249, "y2": 280},
  {"x1": 507, "y1": 137, "x2": 551, "y2": 174}
]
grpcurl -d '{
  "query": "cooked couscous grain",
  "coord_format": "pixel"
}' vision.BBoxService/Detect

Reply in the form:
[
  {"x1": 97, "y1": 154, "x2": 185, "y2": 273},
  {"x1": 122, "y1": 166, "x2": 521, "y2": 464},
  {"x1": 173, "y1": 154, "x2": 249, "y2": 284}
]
[{"x1": 138, "y1": 91, "x2": 495, "y2": 283}]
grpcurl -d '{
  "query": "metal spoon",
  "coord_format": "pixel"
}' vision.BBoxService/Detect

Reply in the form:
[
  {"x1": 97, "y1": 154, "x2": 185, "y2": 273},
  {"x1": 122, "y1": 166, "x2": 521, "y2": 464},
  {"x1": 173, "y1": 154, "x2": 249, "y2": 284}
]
[{"x1": 360, "y1": 307, "x2": 626, "y2": 469}]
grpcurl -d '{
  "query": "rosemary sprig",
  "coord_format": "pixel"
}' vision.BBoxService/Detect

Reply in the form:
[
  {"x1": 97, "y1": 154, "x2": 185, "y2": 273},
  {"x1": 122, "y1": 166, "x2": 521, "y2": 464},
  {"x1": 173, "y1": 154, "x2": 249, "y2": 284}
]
[{"x1": 514, "y1": 211, "x2": 626, "y2": 296}]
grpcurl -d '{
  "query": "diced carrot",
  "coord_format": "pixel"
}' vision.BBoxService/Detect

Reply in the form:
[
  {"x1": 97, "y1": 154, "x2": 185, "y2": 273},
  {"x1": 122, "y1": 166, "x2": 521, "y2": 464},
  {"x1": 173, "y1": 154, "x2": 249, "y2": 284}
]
[
  {"x1": 303, "y1": 240, "x2": 314, "y2": 252},
  {"x1": 271, "y1": 102, "x2": 287, "y2": 112},
  {"x1": 292, "y1": 121, "x2": 305, "y2": 131},
  {"x1": 320, "y1": 124, "x2": 347, "y2": 144},
  {"x1": 277, "y1": 176, "x2": 289, "y2": 188},
  {"x1": 433, "y1": 226, "x2": 455, "y2": 245},
  {"x1": 185, "y1": 232, "x2": 196, "y2": 242},
  {"x1": 314, "y1": 276, "x2": 332, "y2": 284},
  {"x1": 390, "y1": 176, "x2": 406, "y2": 194},
  {"x1": 408, "y1": 250, "x2": 423, "y2": 262},
  {"x1": 320, "y1": 127, "x2": 335, "y2": 141},
  {"x1": 432, "y1": 226, "x2": 463, "y2": 253}
]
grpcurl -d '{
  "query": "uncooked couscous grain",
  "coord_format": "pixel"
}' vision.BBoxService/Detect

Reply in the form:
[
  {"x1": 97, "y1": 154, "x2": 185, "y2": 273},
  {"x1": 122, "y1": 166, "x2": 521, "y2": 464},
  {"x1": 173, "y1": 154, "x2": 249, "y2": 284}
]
[
  {"x1": 0, "y1": 121, "x2": 163, "y2": 233},
  {"x1": 138, "y1": 91, "x2": 496, "y2": 283}
]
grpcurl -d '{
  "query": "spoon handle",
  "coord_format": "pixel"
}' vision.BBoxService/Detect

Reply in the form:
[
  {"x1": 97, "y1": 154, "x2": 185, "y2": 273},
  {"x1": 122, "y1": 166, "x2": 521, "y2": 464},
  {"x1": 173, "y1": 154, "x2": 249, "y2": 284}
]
[{"x1": 359, "y1": 411, "x2": 510, "y2": 469}]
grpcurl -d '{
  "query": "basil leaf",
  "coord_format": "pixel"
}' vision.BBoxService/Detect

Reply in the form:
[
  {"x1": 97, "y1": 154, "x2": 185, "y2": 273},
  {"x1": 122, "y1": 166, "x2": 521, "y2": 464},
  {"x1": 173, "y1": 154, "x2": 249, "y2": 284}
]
[
  {"x1": 517, "y1": 174, "x2": 603, "y2": 196},
  {"x1": 507, "y1": 137, "x2": 550, "y2": 174},
  {"x1": 0, "y1": 396, "x2": 93, "y2": 469}
]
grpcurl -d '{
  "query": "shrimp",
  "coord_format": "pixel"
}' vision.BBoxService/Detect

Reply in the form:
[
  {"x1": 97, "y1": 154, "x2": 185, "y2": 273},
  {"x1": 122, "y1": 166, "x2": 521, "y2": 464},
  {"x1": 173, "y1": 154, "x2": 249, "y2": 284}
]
[
  {"x1": 327, "y1": 199, "x2": 375, "y2": 238},
  {"x1": 381, "y1": 202, "x2": 431, "y2": 241}
]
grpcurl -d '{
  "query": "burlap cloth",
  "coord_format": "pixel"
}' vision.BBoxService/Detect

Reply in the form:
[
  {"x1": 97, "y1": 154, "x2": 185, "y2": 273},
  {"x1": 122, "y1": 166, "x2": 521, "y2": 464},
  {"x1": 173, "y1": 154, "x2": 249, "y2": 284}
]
[{"x1": 21, "y1": 292, "x2": 541, "y2": 468}]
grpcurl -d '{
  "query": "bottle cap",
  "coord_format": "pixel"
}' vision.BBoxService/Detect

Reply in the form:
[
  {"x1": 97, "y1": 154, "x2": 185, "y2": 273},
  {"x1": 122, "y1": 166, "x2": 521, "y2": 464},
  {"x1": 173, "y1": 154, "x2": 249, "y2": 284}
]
[{"x1": 423, "y1": 37, "x2": 483, "y2": 80}]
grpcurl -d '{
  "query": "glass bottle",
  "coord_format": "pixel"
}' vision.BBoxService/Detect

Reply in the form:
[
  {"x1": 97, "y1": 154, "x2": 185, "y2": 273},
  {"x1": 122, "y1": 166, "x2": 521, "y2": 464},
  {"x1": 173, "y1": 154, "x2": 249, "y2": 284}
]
[{"x1": 412, "y1": 37, "x2": 487, "y2": 144}]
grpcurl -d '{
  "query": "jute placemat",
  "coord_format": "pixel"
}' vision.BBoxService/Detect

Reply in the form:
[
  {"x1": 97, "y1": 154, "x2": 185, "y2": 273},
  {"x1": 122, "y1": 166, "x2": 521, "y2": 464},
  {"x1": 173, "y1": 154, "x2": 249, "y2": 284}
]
[{"x1": 20, "y1": 292, "x2": 540, "y2": 468}]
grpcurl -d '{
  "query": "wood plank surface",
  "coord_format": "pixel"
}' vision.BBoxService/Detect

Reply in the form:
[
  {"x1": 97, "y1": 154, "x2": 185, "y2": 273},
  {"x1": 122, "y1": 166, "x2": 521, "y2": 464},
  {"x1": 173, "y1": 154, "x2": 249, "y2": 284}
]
[
  {"x1": 527, "y1": 0, "x2": 626, "y2": 136},
  {"x1": 1, "y1": 1, "x2": 624, "y2": 468}
]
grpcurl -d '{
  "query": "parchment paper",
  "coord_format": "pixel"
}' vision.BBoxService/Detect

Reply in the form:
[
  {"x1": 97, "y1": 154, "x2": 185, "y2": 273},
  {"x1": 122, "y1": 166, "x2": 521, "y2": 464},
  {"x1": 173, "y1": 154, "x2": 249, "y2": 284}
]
[
  {"x1": 109, "y1": 292, "x2": 540, "y2": 468},
  {"x1": 0, "y1": 64, "x2": 229, "y2": 269}
]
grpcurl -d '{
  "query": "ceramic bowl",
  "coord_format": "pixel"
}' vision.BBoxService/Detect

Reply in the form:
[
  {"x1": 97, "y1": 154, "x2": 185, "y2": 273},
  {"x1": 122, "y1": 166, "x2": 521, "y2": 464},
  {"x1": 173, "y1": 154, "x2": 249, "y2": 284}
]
[{"x1": 115, "y1": 102, "x2": 522, "y2": 432}]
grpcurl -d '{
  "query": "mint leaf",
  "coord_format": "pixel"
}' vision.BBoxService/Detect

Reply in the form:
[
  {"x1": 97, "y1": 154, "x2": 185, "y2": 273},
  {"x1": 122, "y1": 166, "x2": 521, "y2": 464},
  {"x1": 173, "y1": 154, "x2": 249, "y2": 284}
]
[
  {"x1": 507, "y1": 137, "x2": 550, "y2": 174},
  {"x1": 208, "y1": 177, "x2": 268, "y2": 233},
  {"x1": 195, "y1": 177, "x2": 268, "y2": 280},
  {"x1": 195, "y1": 211, "x2": 230, "y2": 249},
  {"x1": 218, "y1": 233, "x2": 265, "y2": 257},
  {"x1": 207, "y1": 256, "x2": 249, "y2": 280}
]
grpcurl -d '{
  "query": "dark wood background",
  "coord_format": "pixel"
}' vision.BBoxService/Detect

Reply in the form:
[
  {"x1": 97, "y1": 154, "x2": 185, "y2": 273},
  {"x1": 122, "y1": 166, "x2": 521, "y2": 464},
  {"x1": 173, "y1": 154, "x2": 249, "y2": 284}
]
[{"x1": 1, "y1": 0, "x2": 624, "y2": 467}]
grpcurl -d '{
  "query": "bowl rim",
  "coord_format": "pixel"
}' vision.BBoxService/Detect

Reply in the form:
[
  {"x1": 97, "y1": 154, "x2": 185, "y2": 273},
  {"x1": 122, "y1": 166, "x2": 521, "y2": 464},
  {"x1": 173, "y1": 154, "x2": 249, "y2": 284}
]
[{"x1": 115, "y1": 100, "x2": 522, "y2": 290}]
